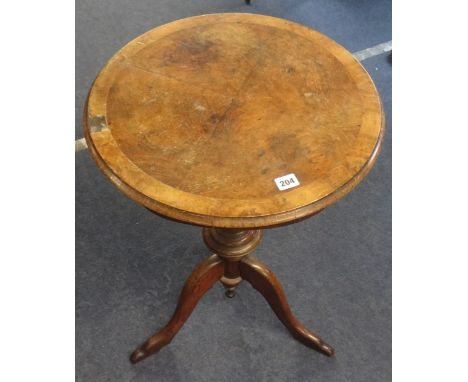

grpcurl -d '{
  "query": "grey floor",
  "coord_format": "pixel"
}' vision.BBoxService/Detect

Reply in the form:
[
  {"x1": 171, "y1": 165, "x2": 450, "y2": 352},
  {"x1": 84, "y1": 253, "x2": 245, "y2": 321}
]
[{"x1": 76, "y1": 1, "x2": 391, "y2": 381}]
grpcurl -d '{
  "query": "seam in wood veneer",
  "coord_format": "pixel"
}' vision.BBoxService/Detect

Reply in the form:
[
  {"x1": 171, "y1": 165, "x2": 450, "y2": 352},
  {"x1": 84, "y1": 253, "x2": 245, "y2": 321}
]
[{"x1": 75, "y1": 40, "x2": 391, "y2": 153}]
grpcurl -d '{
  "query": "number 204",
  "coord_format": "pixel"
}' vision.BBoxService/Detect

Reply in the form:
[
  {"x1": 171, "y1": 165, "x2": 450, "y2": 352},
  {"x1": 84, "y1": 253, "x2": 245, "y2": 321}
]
[{"x1": 280, "y1": 178, "x2": 295, "y2": 187}]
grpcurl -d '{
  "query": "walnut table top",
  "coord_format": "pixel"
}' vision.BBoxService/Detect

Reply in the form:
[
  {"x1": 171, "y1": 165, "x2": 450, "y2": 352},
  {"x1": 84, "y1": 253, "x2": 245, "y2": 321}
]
[{"x1": 84, "y1": 13, "x2": 384, "y2": 228}]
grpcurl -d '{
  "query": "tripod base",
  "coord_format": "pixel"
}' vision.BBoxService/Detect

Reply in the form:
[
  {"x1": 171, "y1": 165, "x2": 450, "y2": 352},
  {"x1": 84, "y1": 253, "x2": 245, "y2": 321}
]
[{"x1": 130, "y1": 228, "x2": 334, "y2": 363}]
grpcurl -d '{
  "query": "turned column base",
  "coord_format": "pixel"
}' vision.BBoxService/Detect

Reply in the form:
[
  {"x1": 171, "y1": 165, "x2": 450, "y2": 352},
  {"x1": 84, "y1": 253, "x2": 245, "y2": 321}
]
[{"x1": 130, "y1": 228, "x2": 334, "y2": 364}]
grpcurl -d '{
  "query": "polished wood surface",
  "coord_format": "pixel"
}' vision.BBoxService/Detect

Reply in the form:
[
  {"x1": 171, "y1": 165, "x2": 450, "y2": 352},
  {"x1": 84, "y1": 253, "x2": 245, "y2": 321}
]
[
  {"x1": 130, "y1": 254, "x2": 224, "y2": 363},
  {"x1": 131, "y1": 229, "x2": 334, "y2": 363},
  {"x1": 84, "y1": 13, "x2": 384, "y2": 228},
  {"x1": 240, "y1": 256, "x2": 334, "y2": 356},
  {"x1": 84, "y1": 13, "x2": 384, "y2": 364}
]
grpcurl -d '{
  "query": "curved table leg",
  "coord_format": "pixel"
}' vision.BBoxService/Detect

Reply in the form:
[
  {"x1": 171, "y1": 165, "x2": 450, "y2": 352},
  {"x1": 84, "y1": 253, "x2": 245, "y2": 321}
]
[
  {"x1": 239, "y1": 256, "x2": 335, "y2": 356},
  {"x1": 130, "y1": 254, "x2": 224, "y2": 363}
]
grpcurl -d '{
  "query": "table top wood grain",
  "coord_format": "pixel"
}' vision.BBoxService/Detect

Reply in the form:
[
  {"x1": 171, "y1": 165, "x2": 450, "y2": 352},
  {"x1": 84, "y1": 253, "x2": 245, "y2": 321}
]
[{"x1": 84, "y1": 13, "x2": 385, "y2": 228}]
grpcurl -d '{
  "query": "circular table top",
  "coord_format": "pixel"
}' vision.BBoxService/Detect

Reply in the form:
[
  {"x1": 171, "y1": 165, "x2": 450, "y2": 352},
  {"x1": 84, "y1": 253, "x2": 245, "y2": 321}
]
[{"x1": 84, "y1": 13, "x2": 384, "y2": 228}]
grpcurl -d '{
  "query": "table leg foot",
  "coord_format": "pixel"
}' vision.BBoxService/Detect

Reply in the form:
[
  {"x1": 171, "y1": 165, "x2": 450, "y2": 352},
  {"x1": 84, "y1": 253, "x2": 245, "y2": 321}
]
[
  {"x1": 130, "y1": 254, "x2": 224, "y2": 363},
  {"x1": 240, "y1": 256, "x2": 335, "y2": 356}
]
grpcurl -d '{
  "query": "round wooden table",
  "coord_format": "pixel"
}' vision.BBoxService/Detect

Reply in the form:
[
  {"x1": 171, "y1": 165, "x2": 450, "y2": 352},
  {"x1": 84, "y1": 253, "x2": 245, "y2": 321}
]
[{"x1": 84, "y1": 13, "x2": 384, "y2": 363}]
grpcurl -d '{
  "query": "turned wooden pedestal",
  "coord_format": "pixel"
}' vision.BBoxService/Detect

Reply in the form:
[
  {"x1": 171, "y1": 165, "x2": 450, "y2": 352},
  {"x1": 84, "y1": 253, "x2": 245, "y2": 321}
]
[
  {"x1": 83, "y1": 13, "x2": 384, "y2": 364},
  {"x1": 130, "y1": 228, "x2": 334, "y2": 363}
]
